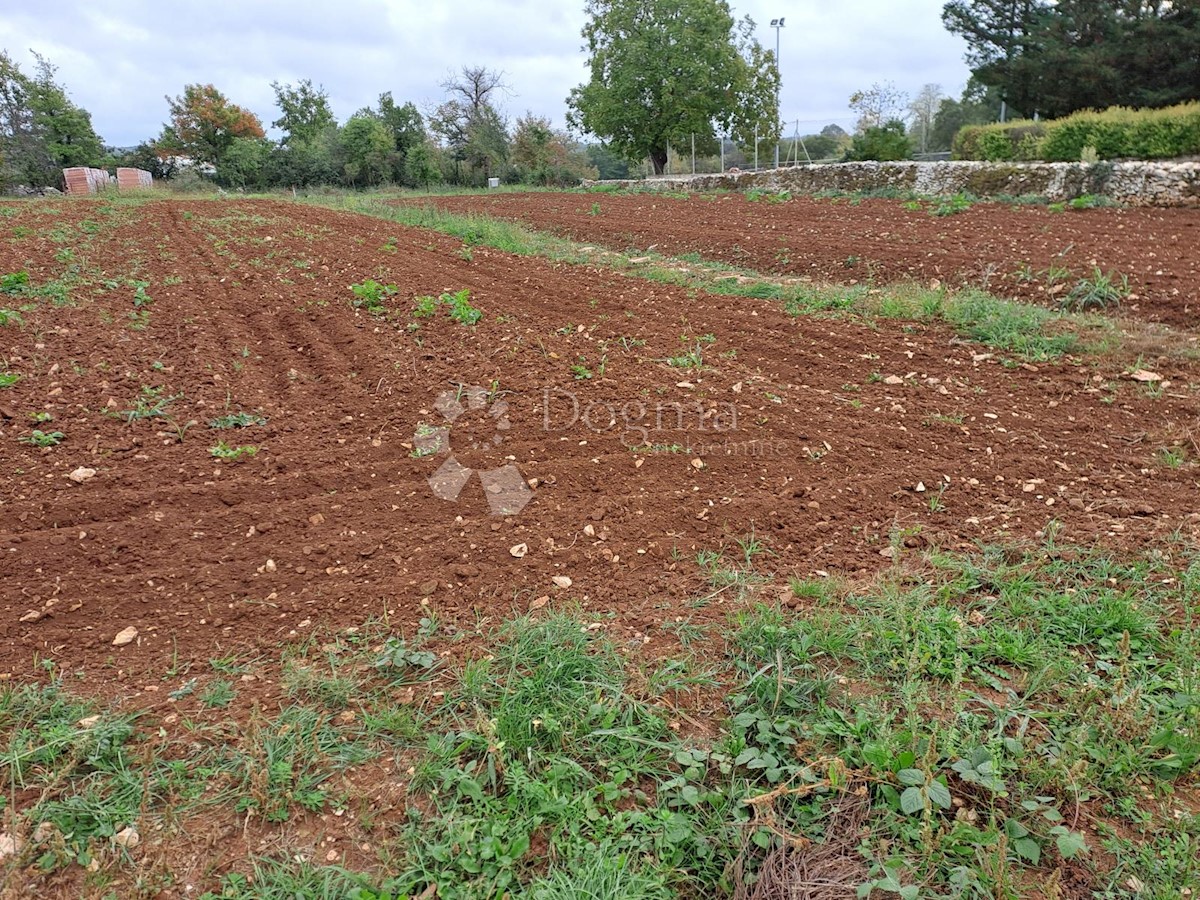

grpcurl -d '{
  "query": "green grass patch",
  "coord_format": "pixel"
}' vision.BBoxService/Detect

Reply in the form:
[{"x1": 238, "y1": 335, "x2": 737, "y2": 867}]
[{"x1": 3, "y1": 545, "x2": 1195, "y2": 897}]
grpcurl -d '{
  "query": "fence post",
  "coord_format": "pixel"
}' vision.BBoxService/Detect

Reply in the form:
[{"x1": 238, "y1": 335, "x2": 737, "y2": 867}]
[{"x1": 691, "y1": 134, "x2": 695, "y2": 175}]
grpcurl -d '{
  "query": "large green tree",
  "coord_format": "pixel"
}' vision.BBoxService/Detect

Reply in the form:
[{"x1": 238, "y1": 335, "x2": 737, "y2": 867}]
[
  {"x1": 943, "y1": 0, "x2": 1200, "y2": 119},
  {"x1": 0, "y1": 51, "x2": 105, "y2": 189},
  {"x1": 271, "y1": 78, "x2": 335, "y2": 145},
  {"x1": 360, "y1": 92, "x2": 427, "y2": 185},
  {"x1": 161, "y1": 84, "x2": 265, "y2": 166},
  {"x1": 567, "y1": 0, "x2": 779, "y2": 175},
  {"x1": 929, "y1": 78, "x2": 1003, "y2": 151},
  {"x1": 429, "y1": 66, "x2": 511, "y2": 184},
  {"x1": 511, "y1": 113, "x2": 597, "y2": 185},
  {"x1": 339, "y1": 113, "x2": 393, "y2": 186}
]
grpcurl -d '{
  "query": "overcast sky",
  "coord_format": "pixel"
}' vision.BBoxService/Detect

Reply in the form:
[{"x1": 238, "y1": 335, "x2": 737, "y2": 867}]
[{"x1": 0, "y1": 0, "x2": 972, "y2": 147}]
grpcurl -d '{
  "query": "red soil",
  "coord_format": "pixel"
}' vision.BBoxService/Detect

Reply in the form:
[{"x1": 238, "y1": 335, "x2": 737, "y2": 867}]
[
  {"x1": 1, "y1": 198, "x2": 1199, "y2": 687},
  {"x1": 407, "y1": 192, "x2": 1200, "y2": 327}
]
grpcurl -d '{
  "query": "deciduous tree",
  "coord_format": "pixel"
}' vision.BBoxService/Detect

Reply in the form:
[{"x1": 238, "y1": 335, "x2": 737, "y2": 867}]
[
  {"x1": 271, "y1": 79, "x2": 335, "y2": 146},
  {"x1": 908, "y1": 84, "x2": 945, "y2": 154},
  {"x1": 512, "y1": 113, "x2": 597, "y2": 185},
  {"x1": 849, "y1": 81, "x2": 909, "y2": 134},
  {"x1": 930, "y1": 78, "x2": 1002, "y2": 152},
  {"x1": 0, "y1": 51, "x2": 105, "y2": 189},
  {"x1": 162, "y1": 84, "x2": 265, "y2": 166},
  {"x1": 567, "y1": 0, "x2": 778, "y2": 175},
  {"x1": 429, "y1": 67, "x2": 511, "y2": 183},
  {"x1": 339, "y1": 113, "x2": 392, "y2": 186}
]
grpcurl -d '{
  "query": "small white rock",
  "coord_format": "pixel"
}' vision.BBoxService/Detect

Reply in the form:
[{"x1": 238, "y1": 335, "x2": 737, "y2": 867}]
[
  {"x1": 67, "y1": 467, "x2": 97, "y2": 484},
  {"x1": 0, "y1": 833, "x2": 20, "y2": 860},
  {"x1": 551, "y1": 575, "x2": 573, "y2": 589},
  {"x1": 113, "y1": 826, "x2": 140, "y2": 849},
  {"x1": 112, "y1": 626, "x2": 139, "y2": 646},
  {"x1": 509, "y1": 543, "x2": 528, "y2": 559}
]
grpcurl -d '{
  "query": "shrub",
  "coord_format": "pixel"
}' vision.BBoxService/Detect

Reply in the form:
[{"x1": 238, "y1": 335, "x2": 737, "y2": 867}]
[
  {"x1": 977, "y1": 130, "x2": 1014, "y2": 161},
  {"x1": 954, "y1": 102, "x2": 1200, "y2": 162},
  {"x1": 843, "y1": 120, "x2": 912, "y2": 162}
]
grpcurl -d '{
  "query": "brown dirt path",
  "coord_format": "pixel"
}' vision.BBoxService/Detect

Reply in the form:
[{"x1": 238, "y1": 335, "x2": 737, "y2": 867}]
[
  {"x1": 2, "y1": 198, "x2": 1199, "y2": 685},
  {"x1": 404, "y1": 191, "x2": 1200, "y2": 327}
]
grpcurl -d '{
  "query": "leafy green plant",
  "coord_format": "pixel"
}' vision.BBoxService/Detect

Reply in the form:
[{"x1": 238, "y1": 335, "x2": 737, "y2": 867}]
[
  {"x1": 931, "y1": 192, "x2": 975, "y2": 216},
  {"x1": 444, "y1": 288, "x2": 482, "y2": 325},
  {"x1": 0, "y1": 308, "x2": 22, "y2": 327},
  {"x1": 375, "y1": 638, "x2": 438, "y2": 672},
  {"x1": 1062, "y1": 267, "x2": 1129, "y2": 311},
  {"x1": 1069, "y1": 193, "x2": 1113, "y2": 209},
  {"x1": 349, "y1": 279, "x2": 397, "y2": 315},
  {"x1": 412, "y1": 294, "x2": 440, "y2": 319},
  {"x1": 617, "y1": 336, "x2": 645, "y2": 352},
  {"x1": 209, "y1": 411, "x2": 268, "y2": 429},
  {"x1": 117, "y1": 385, "x2": 179, "y2": 423},
  {"x1": 210, "y1": 441, "x2": 259, "y2": 461},
  {"x1": 0, "y1": 271, "x2": 29, "y2": 294},
  {"x1": 131, "y1": 280, "x2": 153, "y2": 308},
  {"x1": 0, "y1": 372, "x2": 19, "y2": 388},
  {"x1": 20, "y1": 429, "x2": 65, "y2": 447},
  {"x1": 666, "y1": 344, "x2": 704, "y2": 369},
  {"x1": 1158, "y1": 447, "x2": 1187, "y2": 468},
  {"x1": 201, "y1": 680, "x2": 237, "y2": 709}
]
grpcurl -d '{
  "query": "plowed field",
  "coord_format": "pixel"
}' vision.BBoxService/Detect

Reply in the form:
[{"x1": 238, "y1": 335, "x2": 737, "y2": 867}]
[
  {"x1": 2, "y1": 198, "x2": 1198, "y2": 676},
  {"x1": 406, "y1": 191, "x2": 1200, "y2": 327},
  {"x1": 1, "y1": 196, "x2": 1198, "y2": 897}
]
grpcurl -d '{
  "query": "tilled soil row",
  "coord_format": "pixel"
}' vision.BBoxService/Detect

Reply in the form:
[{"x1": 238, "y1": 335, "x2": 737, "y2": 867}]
[{"x1": 404, "y1": 191, "x2": 1200, "y2": 327}]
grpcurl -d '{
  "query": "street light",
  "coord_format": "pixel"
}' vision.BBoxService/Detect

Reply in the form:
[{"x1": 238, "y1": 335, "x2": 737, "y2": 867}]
[{"x1": 770, "y1": 17, "x2": 785, "y2": 169}]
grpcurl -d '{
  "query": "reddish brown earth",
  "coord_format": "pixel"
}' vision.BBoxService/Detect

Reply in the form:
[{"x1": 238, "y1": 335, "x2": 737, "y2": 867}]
[
  {"x1": 407, "y1": 191, "x2": 1200, "y2": 327},
  {"x1": 2, "y1": 197, "x2": 1199, "y2": 685}
]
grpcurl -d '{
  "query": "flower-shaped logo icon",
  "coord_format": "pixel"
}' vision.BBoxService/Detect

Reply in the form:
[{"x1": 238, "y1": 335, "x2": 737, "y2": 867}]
[{"x1": 413, "y1": 385, "x2": 533, "y2": 516}]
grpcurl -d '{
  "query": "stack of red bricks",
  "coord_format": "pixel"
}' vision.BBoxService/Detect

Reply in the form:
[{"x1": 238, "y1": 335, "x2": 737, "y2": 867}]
[
  {"x1": 63, "y1": 167, "x2": 153, "y2": 195},
  {"x1": 116, "y1": 167, "x2": 153, "y2": 190},
  {"x1": 62, "y1": 167, "x2": 114, "y2": 196}
]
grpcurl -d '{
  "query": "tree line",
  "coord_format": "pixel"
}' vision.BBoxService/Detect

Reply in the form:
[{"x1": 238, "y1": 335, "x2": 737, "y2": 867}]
[
  {"x1": 132, "y1": 67, "x2": 612, "y2": 191},
  {"x1": 0, "y1": 56, "x2": 615, "y2": 192}
]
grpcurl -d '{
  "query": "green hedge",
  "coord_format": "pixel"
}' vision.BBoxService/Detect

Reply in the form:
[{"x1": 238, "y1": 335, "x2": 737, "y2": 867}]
[{"x1": 954, "y1": 102, "x2": 1200, "y2": 162}]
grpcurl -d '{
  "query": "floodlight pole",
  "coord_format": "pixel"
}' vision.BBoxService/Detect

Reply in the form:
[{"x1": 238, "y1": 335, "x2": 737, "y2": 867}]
[{"x1": 771, "y1": 17, "x2": 785, "y2": 169}]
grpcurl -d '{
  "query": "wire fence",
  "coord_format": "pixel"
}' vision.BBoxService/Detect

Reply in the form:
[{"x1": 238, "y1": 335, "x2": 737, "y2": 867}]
[
  {"x1": 633, "y1": 130, "x2": 950, "y2": 180},
  {"x1": 628, "y1": 116, "x2": 947, "y2": 178}
]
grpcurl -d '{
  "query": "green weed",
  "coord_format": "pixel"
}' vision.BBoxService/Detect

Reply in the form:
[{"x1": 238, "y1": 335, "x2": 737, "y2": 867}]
[{"x1": 209, "y1": 441, "x2": 259, "y2": 461}]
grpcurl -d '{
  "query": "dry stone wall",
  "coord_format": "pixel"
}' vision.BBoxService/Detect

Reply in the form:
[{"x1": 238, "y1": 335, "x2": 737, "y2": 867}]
[{"x1": 586, "y1": 160, "x2": 1200, "y2": 207}]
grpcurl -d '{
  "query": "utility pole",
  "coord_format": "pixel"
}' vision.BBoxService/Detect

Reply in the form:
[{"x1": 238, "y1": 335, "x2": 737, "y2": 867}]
[{"x1": 771, "y1": 17, "x2": 785, "y2": 169}]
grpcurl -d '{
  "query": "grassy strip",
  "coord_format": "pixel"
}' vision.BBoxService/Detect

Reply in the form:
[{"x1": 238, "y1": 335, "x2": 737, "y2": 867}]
[
  {"x1": 2, "y1": 543, "x2": 1196, "y2": 898},
  {"x1": 317, "y1": 196, "x2": 1118, "y2": 363}
]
